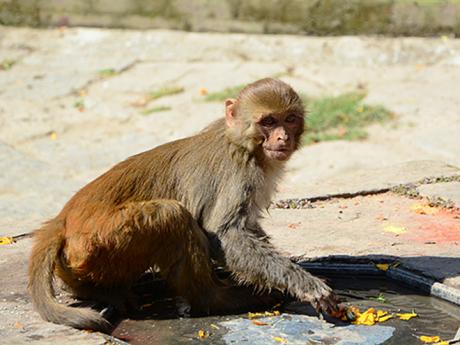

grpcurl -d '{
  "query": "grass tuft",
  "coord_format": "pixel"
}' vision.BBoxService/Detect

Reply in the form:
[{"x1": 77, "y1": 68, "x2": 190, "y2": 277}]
[
  {"x1": 148, "y1": 86, "x2": 184, "y2": 101},
  {"x1": 203, "y1": 85, "x2": 245, "y2": 102},
  {"x1": 98, "y1": 68, "x2": 118, "y2": 78},
  {"x1": 140, "y1": 105, "x2": 172, "y2": 115},
  {"x1": 203, "y1": 84, "x2": 394, "y2": 144},
  {"x1": 303, "y1": 91, "x2": 394, "y2": 144},
  {"x1": 0, "y1": 59, "x2": 16, "y2": 71}
]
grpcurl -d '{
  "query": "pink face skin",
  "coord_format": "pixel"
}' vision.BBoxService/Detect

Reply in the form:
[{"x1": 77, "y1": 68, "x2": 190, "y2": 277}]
[
  {"x1": 225, "y1": 98, "x2": 304, "y2": 161},
  {"x1": 256, "y1": 112, "x2": 303, "y2": 161}
]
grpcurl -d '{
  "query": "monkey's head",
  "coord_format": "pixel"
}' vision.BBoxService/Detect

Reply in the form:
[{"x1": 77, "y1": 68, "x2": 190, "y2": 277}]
[{"x1": 225, "y1": 78, "x2": 305, "y2": 162}]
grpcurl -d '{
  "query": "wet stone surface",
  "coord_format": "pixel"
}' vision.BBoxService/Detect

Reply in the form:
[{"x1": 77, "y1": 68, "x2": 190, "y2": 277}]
[{"x1": 111, "y1": 274, "x2": 460, "y2": 345}]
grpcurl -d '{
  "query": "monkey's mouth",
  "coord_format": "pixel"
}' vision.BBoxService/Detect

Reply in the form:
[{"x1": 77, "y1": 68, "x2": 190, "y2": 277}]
[{"x1": 264, "y1": 148, "x2": 291, "y2": 161}]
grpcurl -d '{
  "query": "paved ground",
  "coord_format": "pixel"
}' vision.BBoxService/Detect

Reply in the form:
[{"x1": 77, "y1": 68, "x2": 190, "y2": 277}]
[{"x1": 0, "y1": 27, "x2": 459, "y2": 344}]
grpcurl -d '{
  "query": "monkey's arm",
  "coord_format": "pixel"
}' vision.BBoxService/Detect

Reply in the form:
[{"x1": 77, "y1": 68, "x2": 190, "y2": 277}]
[{"x1": 218, "y1": 221, "x2": 337, "y2": 313}]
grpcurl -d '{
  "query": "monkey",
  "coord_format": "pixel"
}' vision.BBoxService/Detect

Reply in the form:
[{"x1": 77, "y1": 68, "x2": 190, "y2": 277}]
[{"x1": 28, "y1": 78, "x2": 338, "y2": 333}]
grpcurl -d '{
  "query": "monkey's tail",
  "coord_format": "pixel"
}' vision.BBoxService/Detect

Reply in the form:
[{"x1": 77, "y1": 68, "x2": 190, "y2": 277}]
[{"x1": 28, "y1": 220, "x2": 112, "y2": 333}]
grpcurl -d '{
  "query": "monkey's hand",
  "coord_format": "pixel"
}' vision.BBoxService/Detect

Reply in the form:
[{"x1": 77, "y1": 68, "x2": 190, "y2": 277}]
[{"x1": 301, "y1": 276, "x2": 340, "y2": 316}]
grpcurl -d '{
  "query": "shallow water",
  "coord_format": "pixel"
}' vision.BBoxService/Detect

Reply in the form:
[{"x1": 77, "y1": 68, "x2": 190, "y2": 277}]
[{"x1": 112, "y1": 274, "x2": 460, "y2": 345}]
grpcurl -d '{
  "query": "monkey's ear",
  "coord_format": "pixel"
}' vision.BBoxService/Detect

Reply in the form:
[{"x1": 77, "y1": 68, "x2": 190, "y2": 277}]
[{"x1": 225, "y1": 98, "x2": 237, "y2": 128}]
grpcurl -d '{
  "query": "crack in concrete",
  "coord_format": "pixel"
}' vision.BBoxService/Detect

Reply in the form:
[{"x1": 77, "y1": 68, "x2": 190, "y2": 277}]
[
  {"x1": 59, "y1": 59, "x2": 141, "y2": 99},
  {"x1": 273, "y1": 174, "x2": 460, "y2": 209}
]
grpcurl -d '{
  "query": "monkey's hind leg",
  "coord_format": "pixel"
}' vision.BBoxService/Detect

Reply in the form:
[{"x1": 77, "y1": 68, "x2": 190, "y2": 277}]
[
  {"x1": 127, "y1": 200, "x2": 221, "y2": 313},
  {"x1": 115, "y1": 200, "x2": 222, "y2": 314}
]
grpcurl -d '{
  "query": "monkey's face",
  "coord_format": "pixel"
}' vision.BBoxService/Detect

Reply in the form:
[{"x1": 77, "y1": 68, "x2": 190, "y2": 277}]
[{"x1": 256, "y1": 112, "x2": 304, "y2": 161}]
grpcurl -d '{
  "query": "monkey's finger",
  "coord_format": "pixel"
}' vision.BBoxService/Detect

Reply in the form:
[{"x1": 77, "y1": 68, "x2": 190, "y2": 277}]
[
  {"x1": 320, "y1": 295, "x2": 340, "y2": 315},
  {"x1": 311, "y1": 298, "x2": 323, "y2": 315}
]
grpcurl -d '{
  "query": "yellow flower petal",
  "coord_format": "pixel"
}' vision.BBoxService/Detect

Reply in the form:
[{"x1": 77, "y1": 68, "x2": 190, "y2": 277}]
[
  {"x1": 353, "y1": 308, "x2": 377, "y2": 326},
  {"x1": 419, "y1": 335, "x2": 441, "y2": 343},
  {"x1": 384, "y1": 225, "x2": 407, "y2": 234},
  {"x1": 396, "y1": 312, "x2": 417, "y2": 320},
  {"x1": 376, "y1": 310, "x2": 388, "y2": 318},
  {"x1": 377, "y1": 314, "x2": 393, "y2": 322},
  {"x1": 198, "y1": 329, "x2": 208, "y2": 338},
  {"x1": 376, "y1": 263, "x2": 390, "y2": 271},
  {"x1": 0, "y1": 236, "x2": 15, "y2": 245},
  {"x1": 410, "y1": 203, "x2": 439, "y2": 215},
  {"x1": 272, "y1": 336, "x2": 287, "y2": 343}
]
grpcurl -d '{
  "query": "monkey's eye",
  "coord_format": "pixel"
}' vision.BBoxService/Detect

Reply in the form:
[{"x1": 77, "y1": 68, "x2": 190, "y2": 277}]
[
  {"x1": 260, "y1": 116, "x2": 277, "y2": 127},
  {"x1": 285, "y1": 114, "x2": 298, "y2": 123}
]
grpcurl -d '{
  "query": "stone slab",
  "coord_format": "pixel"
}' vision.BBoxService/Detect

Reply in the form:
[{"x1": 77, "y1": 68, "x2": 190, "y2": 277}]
[
  {"x1": 417, "y1": 181, "x2": 460, "y2": 209},
  {"x1": 0, "y1": 239, "x2": 125, "y2": 345},
  {"x1": 222, "y1": 315, "x2": 394, "y2": 345},
  {"x1": 262, "y1": 193, "x2": 460, "y2": 291},
  {"x1": 278, "y1": 160, "x2": 460, "y2": 200}
]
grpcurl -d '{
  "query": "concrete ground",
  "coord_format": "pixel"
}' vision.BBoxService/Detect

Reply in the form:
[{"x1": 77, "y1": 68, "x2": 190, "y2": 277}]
[{"x1": 0, "y1": 27, "x2": 459, "y2": 344}]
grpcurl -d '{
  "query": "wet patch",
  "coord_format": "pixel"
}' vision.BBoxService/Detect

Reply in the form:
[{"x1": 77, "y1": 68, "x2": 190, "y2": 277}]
[
  {"x1": 222, "y1": 315, "x2": 394, "y2": 345},
  {"x1": 112, "y1": 273, "x2": 460, "y2": 345}
]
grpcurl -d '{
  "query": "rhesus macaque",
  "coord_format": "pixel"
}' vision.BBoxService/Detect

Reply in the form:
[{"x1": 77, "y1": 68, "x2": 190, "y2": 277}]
[{"x1": 29, "y1": 78, "x2": 338, "y2": 333}]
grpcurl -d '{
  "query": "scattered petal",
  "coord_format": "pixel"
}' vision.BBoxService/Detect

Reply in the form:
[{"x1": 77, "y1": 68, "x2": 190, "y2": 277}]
[
  {"x1": 287, "y1": 222, "x2": 300, "y2": 229},
  {"x1": 248, "y1": 310, "x2": 280, "y2": 319},
  {"x1": 353, "y1": 308, "x2": 377, "y2": 325},
  {"x1": 410, "y1": 203, "x2": 439, "y2": 215},
  {"x1": 397, "y1": 312, "x2": 417, "y2": 320},
  {"x1": 384, "y1": 225, "x2": 407, "y2": 234},
  {"x1": 199, "y1": 87, "x2": 208, "y2": 96},
  {"x1": 252, "y1": 320, "x2": 269, "y2": 326},
  {"x1": 272, "y1": 336, "x2": 287, "y2": 343},
  {"x1": 0, "y1": 236, "x2": 15, "y2": 245},
  {"x1": 130, "y1": 97, "x2": 149, "y2": 108},
  {"x1": 14, "y1": 322, "x2": 23, "y2": 329},
  {"x1": 198, "y1": 329, "x2": 208, "y2": 339},
  {"x1": 419, "y1": 335, "x2": 441, "y2": 343},
  {"x1": 210, "y1": 324, "x2": 220, "y2": 330},
  {"x1": 78, "y1": 89, "x2": 88, "y2": 97},
  {"x1": 375, "y1": 263, "x2": 390, "y2": 271},
  {"x1": 50, "y1": 131, "x2": 57, "y2": 140},
  {"x1": 378, "y1": 314, "x2": 393, "y2": 322},
  {"x1": 415, "y1": 64, "x2": 426, "y2": 71}
]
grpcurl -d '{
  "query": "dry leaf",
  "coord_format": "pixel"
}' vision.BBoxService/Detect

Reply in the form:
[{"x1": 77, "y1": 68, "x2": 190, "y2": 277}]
[{"x1": 0, "y1": 236, "x2": 15, "y2": 245}]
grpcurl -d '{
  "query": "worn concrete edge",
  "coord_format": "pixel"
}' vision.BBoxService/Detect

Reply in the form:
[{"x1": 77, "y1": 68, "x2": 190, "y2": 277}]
[
  {"x1": 296, "y1": 258, "x2": 460, "y2": 307},
  {"x1": 275, "y1": 174, "x2": 460, "y2": 207}
]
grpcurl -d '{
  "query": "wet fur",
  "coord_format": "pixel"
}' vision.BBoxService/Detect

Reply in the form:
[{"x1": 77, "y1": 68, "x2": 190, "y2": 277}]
[{"x1": 28, "y1": 78, "x2": 335, "y2": 333}]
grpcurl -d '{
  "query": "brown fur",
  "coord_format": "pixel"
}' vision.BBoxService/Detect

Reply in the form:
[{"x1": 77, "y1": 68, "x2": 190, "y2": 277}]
[{"x1": 28, "y1": 78, "x2": 337, "y2": 333}]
